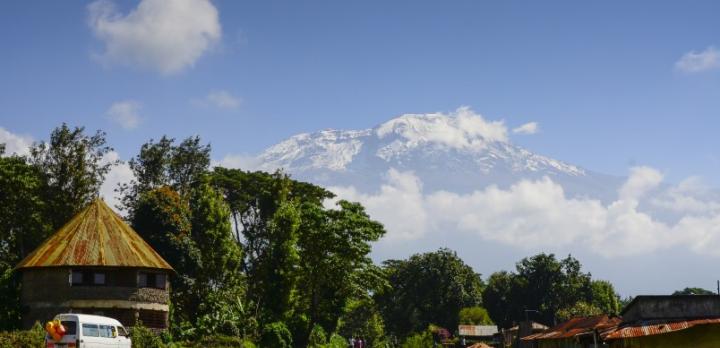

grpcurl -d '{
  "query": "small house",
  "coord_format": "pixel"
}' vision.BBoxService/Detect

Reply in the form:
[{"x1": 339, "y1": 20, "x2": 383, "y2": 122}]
[
  {"x1": 601, "y1": 295, "x2": 720, "y2": 348},
  {"x1": 521, "y1": 315, "x2": 620, "y2": 348},
  {"x1": 14, "y1": 199, "x2": 173, "y2": 330}
]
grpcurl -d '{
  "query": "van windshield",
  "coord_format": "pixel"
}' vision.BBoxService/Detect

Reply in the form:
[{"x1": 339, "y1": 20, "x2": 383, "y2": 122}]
[{"x1": 117, "y1": 326, "x2": 128, "y2": 337}]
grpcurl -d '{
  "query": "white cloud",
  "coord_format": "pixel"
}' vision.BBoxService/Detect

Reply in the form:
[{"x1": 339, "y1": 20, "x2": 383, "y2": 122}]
[
  {"x1": 99, "y1": 151, "x2": 135, "y2": 213},
  {"x1": 194, "y1": 90, "x2": 242, "y2": 110},
  {"x1": 619, "y1": 166, "x2": 663, "y2": 200},
  {"x1": 675, "y1": 46, "x2": 720, "y2": 73},
  {"x1": 328, "y1": 166, "x2": 720, "y2": 258},
  {"x1": 512, "y1": 122, "x2": 539, "y2": 135},
  {"x1": 375, "y1": 107, "x2": 508, "y2": 159},
  {"x1": 0, "y1": 127, "x2": 33, "y2": 157},
  {"x1": 106, "y1": 100, "x2": 142, "y2": 129},
  {"x1": 88, "y1": 0, "x2": 221, "y2": 75},
  {"x1": 329, "y1": 169, "x2": 428, "y2": 241},
  {"x1": 213, "y1": 153, "x2": 262, "y2": 170}
]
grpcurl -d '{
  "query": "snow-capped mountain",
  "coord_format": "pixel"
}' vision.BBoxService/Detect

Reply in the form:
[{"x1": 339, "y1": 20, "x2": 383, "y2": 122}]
[{"x1": 256, "y1": 107, "x2": 620, "y2": 200}]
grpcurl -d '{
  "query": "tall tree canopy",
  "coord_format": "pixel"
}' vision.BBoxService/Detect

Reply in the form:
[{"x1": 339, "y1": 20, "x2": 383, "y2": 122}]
[
  {"x1": 119, "y1": 135, "x2": 210, "y2": 214},
  {"x1": 483, "y1": 253, "x2": 597, "y2": 327},
  {"x1": 376, "y1": 248, "x2": 484, "y2": 339},
  {"x1": 29, "y1": 124, "x2": 116, "y2": 229},
  {"x1": 673, "y1": 287, "x2": 716, "y2": 295},
  {"x1": 295, "y1": 200, "x2": 386, "y2": 342}
]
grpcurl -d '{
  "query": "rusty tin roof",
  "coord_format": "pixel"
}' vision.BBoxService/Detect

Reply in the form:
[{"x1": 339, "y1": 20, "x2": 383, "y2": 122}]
[
  {"x1": 602, "y1": 318, "x2": 720, "y2": 340},
  {"x1": 15, "y1": 199, "x2": 173, "y2": 271},
  {"x1": 522, "y1": 315, "x2": 621, "y2": 341}
]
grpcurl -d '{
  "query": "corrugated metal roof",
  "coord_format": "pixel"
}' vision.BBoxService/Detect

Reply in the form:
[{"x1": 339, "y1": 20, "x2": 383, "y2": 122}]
[
  {"x1": 508, "y1": 322, "x2": 549, "y2": 331},
  {"x1": 15, "y1": 199, "x2": 173, "y2": 271},
  {"x1": 602, "y1": 318, "x2": 720, "y2": 340},
  {"x1": 459, "y1": 325, "x2": 499, "y2": 337},
  {"x1": 522, "y1": 315, "x2": 621, "y2": 341}
]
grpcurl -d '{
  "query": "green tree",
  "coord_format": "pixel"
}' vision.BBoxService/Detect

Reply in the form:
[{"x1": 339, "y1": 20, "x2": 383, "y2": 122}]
[
  {"x1": 257, "y1": 201, "x2": 300, "y2": 323},
  {"x1": 29, "y1": 124, "x2": 116, "y2": 229},
  {"x1": 673, "y1": 287, "x2": 716, "y2": 295},
  {"x1": 131, "y1": 182, "x2": 246, "y2": 338},
  {"x1": 483, "y1": 254, "x2": 595, "y2": 327},
  {"x1": 556, "y1": 301, "x2": 604, "y2": 322},
  {"x1": 482, "y1": 271, "x2": 524, "y2": 329},
  {"x1": 337, "y1": 298, "x2": 388, "y2": 348},
  {"x1": 376, "y1": 248, "x2": 484, "y2": 339},
  {"x1": 189, "y1": 180, "x2": 245, "y2": 336},
  {"x1": 295, "y1": 200, "x2": 386, "y2": 344},
  {"x1": 400, "y1": 331, "x2": 433, "y2": 348},
  {"x1": 591, "y1": 280, "x2": 620, "y2": 315},
  {"x1": 0, "y1": 155, "x2": 50, "y2": 264},
  {"x1": 459, "y1": 306, "x2": 493, "y2": 325},
  {"x1": 260, "y1": 322, "x2": 293, "y2": 348},
  {"x1": 119, "y1": 136, "x2": 210, "y2": 214}
]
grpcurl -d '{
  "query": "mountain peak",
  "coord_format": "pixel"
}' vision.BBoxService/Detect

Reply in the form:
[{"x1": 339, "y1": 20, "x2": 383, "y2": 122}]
[
  {"x1": 376, "y1": 107, "x2": 508, "y2": 147},
  {"x1": 255, "y1": 108, "x2": 586, "y2": 189}
]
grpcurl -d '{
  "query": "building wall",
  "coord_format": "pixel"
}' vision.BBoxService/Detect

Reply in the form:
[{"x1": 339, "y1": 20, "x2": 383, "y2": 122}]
[
  {"x1": 608, "y1": 324, "x2": 720, "y2": 348},
  {"x1": 622, "y1": 296, "x2": 720, "y2": 322},
  {"x1": 20, "y1": 267, "x2": 169, "y2": 329}
]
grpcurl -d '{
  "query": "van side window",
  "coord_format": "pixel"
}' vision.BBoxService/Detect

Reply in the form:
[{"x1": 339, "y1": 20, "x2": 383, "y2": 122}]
[
  {"x1": 117, "y1": 326, "x2": 128, "y2": 337},
  {"x1": 98, "y1": 325, "x2": 113, "y2": 338},
  {"x1": 82, "y1": 324, "x2": 99, "y2": 337},
  {"x1": 61, "y1": 321, "x2": 77, "y2": 335}
]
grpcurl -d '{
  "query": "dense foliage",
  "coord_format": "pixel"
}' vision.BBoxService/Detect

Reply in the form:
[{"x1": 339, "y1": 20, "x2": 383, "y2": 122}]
[
  {"x1": 458, "y1": 307, "x2": 493, "y2": 325},
  {"x1": 673, "y1": 287, "x2": 716, "y2": 295},
  {"x1": 376, "y1": 248, "x2": 484, "y2": 340},
  {"x1": 483, "y1": 253, "x2": 620, "y2": 327},
  {"x1": 0, "y1": 322, "x2": 44, "y2": 348},
  {"x1": 0, "y1": 125, "x2": 630, "y2": 347}
]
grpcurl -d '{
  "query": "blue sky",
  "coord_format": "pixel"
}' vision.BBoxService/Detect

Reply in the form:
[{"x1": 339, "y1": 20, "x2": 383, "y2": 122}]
[
  {"x1": 2, "y1": 1, "x2": 720, "y2": 294},
  {"x1": 2, "y1": 0, "x2": 720, "y2": 183}
]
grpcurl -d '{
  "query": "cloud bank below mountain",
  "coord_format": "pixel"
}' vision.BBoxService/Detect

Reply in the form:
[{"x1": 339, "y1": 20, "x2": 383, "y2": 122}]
[{"x1": 329, "y1": 166, "x2": 720, "y2": 259}]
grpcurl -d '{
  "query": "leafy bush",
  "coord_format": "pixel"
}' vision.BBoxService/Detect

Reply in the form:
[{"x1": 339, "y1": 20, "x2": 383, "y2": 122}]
[
  {"x1": 337, "y1": 298, "x2": 388, "y2": 348},
  {"x1": 132, "y1": 323, "x2": 166, "y2": 348},
  {"x1": 327, "y1": 333, "x2": 347, "y2": 348},
  {"x1": 260, "y1": 322, "x2": 292, "y2": 348},
  {"x1": 459, "y1": 306, "x2": 493, "y2": 325},
  {"x1": 0, "y1": 322, "x2": 44, "y2": 348},
  {"x1": 307, "y1": 324, "x2": 327, "y2": 348},
  {"x1": 400, "y1": 331, "x2": 433, "y2": 348},
  {"x1": 181, "y1": 335, "x2": 253, "y2": 347}
]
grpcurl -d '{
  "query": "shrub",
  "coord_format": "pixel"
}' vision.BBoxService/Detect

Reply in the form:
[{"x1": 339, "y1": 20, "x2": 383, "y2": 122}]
[
  {"x1": 459, "y1": 306, "x2": 493, "y2": 325},
  {"x1": 307, "y1": 324, "x2": 327, "y2": 348},
  {"x1": 183, "y1": 335, "x2": 251, "y2": 347},
  {"x1": 0, "y1": 322, "x2": 44, "y2": 348},
  {"x1": 131, "y1": 323, "x2": 166, "y2": 348},
  {"x1": 400, "y1": 331, "x2": 433, "y2": 348},
  {"x1": 260, "y1": 322, "x2": 292, "y2": 348},
  {"x1": 327, "y1": 333, "x2": 347, "y2": 348}
]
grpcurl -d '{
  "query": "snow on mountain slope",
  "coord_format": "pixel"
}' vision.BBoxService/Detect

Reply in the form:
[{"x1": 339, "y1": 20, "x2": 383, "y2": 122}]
[{"x1": 256, "y1": 107, "x2": 614, "y2": 198}]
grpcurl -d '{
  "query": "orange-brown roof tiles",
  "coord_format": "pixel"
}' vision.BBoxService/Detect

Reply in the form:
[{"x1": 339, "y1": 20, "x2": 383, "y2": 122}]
[
  {"x1": 522, "y1": 315, "x2": 621, "y2": 341},
  {"x1": 15, "y1": 199, "x2": 172, "y2": 271}
]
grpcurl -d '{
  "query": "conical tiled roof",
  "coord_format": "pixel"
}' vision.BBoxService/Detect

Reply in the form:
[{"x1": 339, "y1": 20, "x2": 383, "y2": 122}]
[{"x1": 15, "y1": 198, "x2": 173, "y2": 270}]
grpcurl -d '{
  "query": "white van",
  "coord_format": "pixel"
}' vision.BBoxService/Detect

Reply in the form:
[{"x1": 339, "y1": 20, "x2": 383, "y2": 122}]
[{"x1": 45, "y1": 313, "x2": 132, "y2": 348}]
